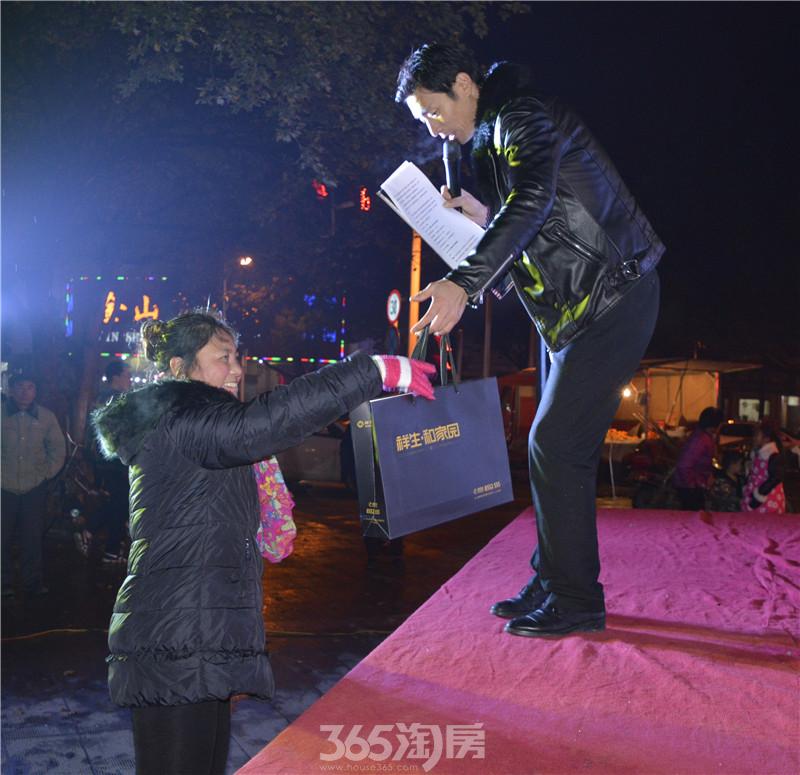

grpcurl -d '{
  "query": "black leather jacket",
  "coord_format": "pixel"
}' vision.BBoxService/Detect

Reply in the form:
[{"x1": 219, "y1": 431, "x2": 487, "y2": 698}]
[{"x1": 447, "y1": 62, "x2": 665, "y2": 352}]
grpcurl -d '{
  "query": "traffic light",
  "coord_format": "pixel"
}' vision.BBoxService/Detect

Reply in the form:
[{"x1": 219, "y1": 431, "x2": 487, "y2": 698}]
[
  {"x1": 312, "y1": 179, "x2": 329, "y2": 200},
  {"x1": 359, "y1": 186, "x2": 371, "y2": 212}
]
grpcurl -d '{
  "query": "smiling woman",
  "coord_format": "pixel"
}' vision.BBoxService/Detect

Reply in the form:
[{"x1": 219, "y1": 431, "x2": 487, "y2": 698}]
[{"x1": 90, "y1": 310, "x2": 436, "y2": 775}]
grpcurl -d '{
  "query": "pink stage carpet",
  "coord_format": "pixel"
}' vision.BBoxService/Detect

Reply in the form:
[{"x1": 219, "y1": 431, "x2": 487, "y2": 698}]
[{"x1": 239, "y1": 509, "x2": 799, "y2": 774}]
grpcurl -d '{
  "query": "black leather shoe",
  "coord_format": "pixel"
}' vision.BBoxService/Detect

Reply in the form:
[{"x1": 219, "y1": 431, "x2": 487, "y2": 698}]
[
  {"x1": 490, "y1": 579, "x2": 548, "y2": 619},
  {"x1": 505, "y1": 603, "x2": 605, "y2": 637}
]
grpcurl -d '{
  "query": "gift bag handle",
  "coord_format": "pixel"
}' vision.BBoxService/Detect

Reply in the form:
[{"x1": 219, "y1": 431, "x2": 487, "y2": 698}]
[{"x1": 411, "y1": 325, "x2": 460, "y2": 390}]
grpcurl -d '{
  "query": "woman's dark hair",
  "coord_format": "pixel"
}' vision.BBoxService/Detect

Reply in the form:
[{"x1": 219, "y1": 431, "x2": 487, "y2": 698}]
[
  {"x1": 698, "y1": 406, "x2": 724, "y2": 429},
  {"x1": 395, "y1": 42, "x2": 481, "y2": 103},
  {"x1": 141, "y1": 312, "x2": 238, "y2": 376},
  {"x1": 757, "y1": 419, "x2": 782, "y2": 449}
]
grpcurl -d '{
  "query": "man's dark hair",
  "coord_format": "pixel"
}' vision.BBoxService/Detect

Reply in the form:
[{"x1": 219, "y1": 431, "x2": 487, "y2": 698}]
[
  {"x1": 8, "y1": 371, "x2": 36, "y2": 388},
  {"x1": 105, "y1": 360, "x2": 129, "y2": 382},
  {"x1": 395, "y1": 42, "x2": 481, "y2": 103},
  {"x1": 721, "y1": 450, "x2": 744, "y2": 471},
  {"x1": 698, "y1": 406, "x2": 724, "y2": 429}
]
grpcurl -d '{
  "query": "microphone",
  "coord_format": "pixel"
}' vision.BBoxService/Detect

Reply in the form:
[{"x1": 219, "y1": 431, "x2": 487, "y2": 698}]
[{"x1": 442, "y1": 139, "x2": 461, "y2": 198}]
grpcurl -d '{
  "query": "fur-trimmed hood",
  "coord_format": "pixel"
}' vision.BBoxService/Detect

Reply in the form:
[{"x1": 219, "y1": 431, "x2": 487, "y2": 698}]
[
  {"x1": 756, "y1": 441, "x2": 780, "y2": 461},
  {"x1": 92, "y1": 379, "x2": 236, "y2": 465}
]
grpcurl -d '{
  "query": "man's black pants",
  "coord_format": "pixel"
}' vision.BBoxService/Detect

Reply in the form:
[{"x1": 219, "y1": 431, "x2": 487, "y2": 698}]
[
  {"x1": 1, "y1": 483, "x2": 48, "y2": 592},
  {"x1": 528, "y1": 272, "x2": 660, "y2": 612}
]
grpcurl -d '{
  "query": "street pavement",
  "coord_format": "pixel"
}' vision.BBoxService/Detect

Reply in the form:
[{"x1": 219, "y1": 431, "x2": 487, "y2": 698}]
[{"x1": 1, "y1": 474, "x2": 530, "y2": 774}]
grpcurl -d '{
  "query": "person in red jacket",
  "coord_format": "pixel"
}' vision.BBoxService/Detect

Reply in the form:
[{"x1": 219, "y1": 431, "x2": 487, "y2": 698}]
[{"x1": 672, "y1": 407, "x2": 724, "y2": 510}]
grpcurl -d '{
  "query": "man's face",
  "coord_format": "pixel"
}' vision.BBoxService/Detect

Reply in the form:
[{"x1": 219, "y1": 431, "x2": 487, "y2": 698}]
[
  {"x1": 405, "y1": 73, "x2": 479, "y2": 145},
  {"x1": 11, "y1": 380, "x2": 36, "y2": 409},
  {"x1": 112, "y1": 367, "x2": 132, "y2": 392}
]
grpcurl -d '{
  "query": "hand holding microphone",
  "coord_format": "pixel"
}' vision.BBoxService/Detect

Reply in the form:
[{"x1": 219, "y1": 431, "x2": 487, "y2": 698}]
[
  {"x1": 442, "y1": 139, "x2": 462, "y2": 198},
  {"x1": 440, "y1": 186, "x2": 490, "y2": 228},
  {"x1": 441, "y1": 138, "x2": 490, "y2": 227}
]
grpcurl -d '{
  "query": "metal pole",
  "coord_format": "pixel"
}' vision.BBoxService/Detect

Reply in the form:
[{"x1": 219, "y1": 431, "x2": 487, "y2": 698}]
[
  {"x1": 456, "y1": 328, "x2": 464, "y2": 378},
  {"x1": 528, "y1": 324, "x2": 537, "y2": 368},
  {"x1": 482, "y1": 293, "x2": 493, "y2": 377},
  {"x1": 407, "y1": 231, "x2": 422, "y2": 357}
]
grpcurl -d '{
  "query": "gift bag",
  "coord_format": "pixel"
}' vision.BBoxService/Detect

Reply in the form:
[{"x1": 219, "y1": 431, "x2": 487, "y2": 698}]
[{"x1": 350, "y1": 330, "x2": 513, "y2": 539}]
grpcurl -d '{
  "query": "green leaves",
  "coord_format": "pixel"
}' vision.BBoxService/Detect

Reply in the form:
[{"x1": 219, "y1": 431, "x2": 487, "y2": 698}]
[{"x1": 105, "y1": 2, "x2": 528, "y2": 181}]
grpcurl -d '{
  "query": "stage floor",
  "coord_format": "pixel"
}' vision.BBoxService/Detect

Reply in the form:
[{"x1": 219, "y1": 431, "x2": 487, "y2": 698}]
[{"x1": 239, "y1": 508, "x2": 799, "y2": 775}]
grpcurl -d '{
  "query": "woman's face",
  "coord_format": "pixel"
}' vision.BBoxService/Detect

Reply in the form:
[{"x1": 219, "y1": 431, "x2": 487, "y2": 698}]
[{"x1": 186, "y1": 332, "x2": 242, "y2": 396}]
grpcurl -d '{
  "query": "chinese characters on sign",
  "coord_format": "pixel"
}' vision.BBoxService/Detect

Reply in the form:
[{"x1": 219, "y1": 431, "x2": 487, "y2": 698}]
[
  {"x1": 103, "y1": 291, "x2": 160, "y2": 325},
  {"x1": 319, "y1": 723, "x2": 485, "y2": 772},
  {"x1": 396, "y1": 423, "x2": 460, "y2": 453}
]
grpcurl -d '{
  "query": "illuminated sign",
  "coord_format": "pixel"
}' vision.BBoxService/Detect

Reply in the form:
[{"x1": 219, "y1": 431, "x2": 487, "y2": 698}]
[
  {"x1": 66, "y1": 276, "x2": 348, "y2": 362},
  {"x1": 65, "y1": 276, "x2": 179, "y2": 349},
  {"x1": 102, "y1": 291, "x2": 160, "y2": 324}
]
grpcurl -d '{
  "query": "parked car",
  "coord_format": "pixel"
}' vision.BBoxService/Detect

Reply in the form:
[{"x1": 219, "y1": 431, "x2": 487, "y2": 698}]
[{"x1": 276, "y1": 420, "x2": 356, "y2": 490}]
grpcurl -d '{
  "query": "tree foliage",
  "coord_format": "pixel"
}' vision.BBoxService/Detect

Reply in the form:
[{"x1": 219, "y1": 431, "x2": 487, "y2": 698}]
[
  {"x1": 2, "y1": 2, "x2": 529, "y2": 356},
  {"x1": 109, "y1": 2, "x2": 527, "y2": 183}
]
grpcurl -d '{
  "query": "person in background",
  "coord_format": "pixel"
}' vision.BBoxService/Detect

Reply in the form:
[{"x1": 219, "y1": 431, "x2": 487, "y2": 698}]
[
  {"x1": 92, "y1": 360, "x2": 134, "y2": 563},
  {"x1": 92, "y1": 311, "x2": 435, "y2": 775},
  {"x1": 707, "y1": 450, "x2": 744, "y2": 512},
  {"x1": 742, "y1": 420, "x2": 786, "y2": 514},
  {"x1": 96, "y1": 359, "x2": 132, "y2": 405},
  {"x1": 671, "y1": 406, "x2": 723, "y2": 510},
  {"x1": 1, "y1": 372, "x2": 66, "y2": 598}
]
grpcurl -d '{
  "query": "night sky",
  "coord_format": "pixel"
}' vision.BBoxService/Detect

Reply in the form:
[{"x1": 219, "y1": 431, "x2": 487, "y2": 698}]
[{"x1": 2, "y1": 3, "x2": 798, "y2": 370}]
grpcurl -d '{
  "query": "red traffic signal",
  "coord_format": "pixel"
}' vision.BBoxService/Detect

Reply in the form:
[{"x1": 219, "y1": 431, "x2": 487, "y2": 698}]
[{"x1": 312, "y1": 179, "x2": 329, "y2": 199}]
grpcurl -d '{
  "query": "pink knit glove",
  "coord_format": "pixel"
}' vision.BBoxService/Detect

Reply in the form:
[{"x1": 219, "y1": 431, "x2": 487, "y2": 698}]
[{"x1": 371, "y1": 355, "x2": 437, "y2": 400}]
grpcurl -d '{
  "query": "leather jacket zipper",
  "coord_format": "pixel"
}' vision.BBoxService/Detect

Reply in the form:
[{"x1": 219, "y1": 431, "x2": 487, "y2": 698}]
[
  {"x1": 551, "y1": 226, "x2": 602, "y2": 263},
  {"x1": 479, "y1": 152, "x2": 519, "y2": 299},
  {"x1": 489, "y1": 153, "x2": 504, "y2": 211}
]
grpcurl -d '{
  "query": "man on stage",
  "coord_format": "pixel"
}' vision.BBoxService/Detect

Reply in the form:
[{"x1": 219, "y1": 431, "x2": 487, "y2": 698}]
[{"x1": 395, "y1": 43, "x2": 664, "y2": 637}]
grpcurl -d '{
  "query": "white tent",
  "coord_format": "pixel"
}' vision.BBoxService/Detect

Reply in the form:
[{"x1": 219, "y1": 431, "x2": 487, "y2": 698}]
[{"x1": 616, "y1": 359, "x2": 761, "y2": 426}]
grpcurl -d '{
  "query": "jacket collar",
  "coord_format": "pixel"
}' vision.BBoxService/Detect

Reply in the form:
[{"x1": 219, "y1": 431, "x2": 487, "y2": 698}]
[
  {"x1": 475, "y1": 61, "x2": 536, "y2": 127},
  {"x1": 5, "y1": 399, "x2": 39, "y2": 419},
  {"x1": 757, "y1": 441, "x2": 779, "y2": 460},
  {"x1": 91, "y1": 378, "x2": 236, "y2": 464},
  {"x1": 472, "y1": 61, "x2": 537, "y2": 155}
]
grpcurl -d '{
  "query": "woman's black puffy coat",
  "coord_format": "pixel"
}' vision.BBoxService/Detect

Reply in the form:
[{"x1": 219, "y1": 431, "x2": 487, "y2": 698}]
[{"x1": 92, "y1": 354, "x2": 381, "y2": 707}]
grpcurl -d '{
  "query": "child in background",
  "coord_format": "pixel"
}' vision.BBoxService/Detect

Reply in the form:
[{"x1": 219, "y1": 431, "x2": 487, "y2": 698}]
[
  {"x1": 742, "y1": 421, "x2": 786, "y2": 514},
  {"x1": 707, "y1": 450, "x2": 744, "y2": 512}
]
